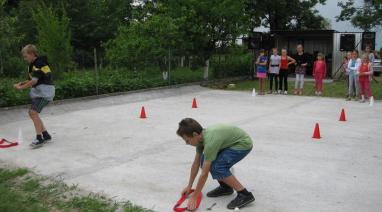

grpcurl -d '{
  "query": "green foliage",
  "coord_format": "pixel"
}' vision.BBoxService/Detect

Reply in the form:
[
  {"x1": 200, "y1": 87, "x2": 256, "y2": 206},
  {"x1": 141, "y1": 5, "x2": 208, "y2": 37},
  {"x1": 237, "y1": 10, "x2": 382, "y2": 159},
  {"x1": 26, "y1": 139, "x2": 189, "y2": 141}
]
[
  {"x1": 105, "y1": 14, "x2": 180, "y2": 70},
  {"x1": 337, "y1": 0, "x2": 382, "y2": 31},
  {"x1": 32, "y1": 3, "x2": 73, "y2": 72},
  {"x1": 0, "y1": 68, "x2": 204, "y2": 107},
  {"x1": 245, "y1": 0, "x2": 328, "y2": 30},
  {"x1": 211, "y1": 46, "x2": 252, "y2": 78},
  {"x1": 0, "y1": 1, "x2": 25, "y2": 77}
]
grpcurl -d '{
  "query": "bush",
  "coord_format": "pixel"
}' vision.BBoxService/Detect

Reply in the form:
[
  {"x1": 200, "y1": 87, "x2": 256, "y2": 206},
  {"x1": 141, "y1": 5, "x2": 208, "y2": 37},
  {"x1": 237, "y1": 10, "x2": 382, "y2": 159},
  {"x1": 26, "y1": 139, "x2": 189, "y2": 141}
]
[
  {"x1": 211, "y1": 47, "x2": 252, "y2": 79},
  {"x1": 0, "y1": 67, "x2": 204, "y2": 107}
]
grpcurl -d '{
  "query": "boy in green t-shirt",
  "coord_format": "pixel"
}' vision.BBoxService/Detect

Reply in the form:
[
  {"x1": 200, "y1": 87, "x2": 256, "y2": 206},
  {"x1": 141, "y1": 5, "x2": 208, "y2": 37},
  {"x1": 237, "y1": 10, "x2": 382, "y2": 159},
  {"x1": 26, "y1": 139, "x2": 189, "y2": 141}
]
[{"x1": 177, "y1": 118, "x2": 254, "y2": 210}]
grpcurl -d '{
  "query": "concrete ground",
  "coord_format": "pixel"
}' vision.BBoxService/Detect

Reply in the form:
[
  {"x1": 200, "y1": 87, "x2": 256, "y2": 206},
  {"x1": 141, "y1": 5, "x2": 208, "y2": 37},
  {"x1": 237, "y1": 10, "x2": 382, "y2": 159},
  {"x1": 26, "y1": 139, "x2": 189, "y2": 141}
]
[{"x1": 1, "y1": 85, "x2": 382, "y2": 212}]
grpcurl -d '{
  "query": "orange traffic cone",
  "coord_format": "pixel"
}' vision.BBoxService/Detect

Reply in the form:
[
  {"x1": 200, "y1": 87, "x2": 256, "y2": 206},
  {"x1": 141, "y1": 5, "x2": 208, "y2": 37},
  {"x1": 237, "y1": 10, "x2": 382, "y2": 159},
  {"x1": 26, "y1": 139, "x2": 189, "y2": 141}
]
[
  {"x1": 140, "y1": 106, "x2": 147, "y2": 119},
  {"x1": 192, "y1": 98, "x2": 198, "y2": 108},
  {"x1": 312, "y1": 123, "x2": 321, "y2": 139},
  {"x1": 339, "y1": 108, "x2": 346, "y2": 122}
]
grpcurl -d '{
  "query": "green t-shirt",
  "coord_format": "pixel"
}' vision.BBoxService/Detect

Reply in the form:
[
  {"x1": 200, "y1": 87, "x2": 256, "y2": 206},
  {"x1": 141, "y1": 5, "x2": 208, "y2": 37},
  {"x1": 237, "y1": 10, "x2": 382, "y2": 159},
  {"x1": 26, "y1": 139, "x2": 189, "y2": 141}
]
[{"x1": 196, "y1": 124, "x2": 253, "y2": 162}]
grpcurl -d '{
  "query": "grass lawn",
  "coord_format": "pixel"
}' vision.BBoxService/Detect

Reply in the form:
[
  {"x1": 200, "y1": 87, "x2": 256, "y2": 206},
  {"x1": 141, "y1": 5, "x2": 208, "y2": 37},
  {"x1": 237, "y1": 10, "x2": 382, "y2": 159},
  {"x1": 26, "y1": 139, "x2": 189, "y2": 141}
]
[
  {"x1": 221, "y1": 77, "x2": 382, "y2": 100},
  {"x1": 0, "y1": 167, "x2": 150, "y2": 212}
]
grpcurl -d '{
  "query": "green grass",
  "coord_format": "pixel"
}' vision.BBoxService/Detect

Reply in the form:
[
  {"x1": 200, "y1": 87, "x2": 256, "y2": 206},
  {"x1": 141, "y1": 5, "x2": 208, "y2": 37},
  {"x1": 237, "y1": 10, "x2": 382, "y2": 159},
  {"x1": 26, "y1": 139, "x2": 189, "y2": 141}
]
[
  {"x1": 222, "y1": 77, "x2": 382, "y2": 100},
  {"x1": 0, "y1": 167, "x2": 150, "y2": 212}
]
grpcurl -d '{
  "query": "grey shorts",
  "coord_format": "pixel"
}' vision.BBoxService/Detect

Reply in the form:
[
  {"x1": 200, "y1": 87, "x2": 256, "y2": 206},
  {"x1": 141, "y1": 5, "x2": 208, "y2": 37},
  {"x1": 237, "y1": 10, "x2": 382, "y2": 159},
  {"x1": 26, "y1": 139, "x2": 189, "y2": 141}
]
[{"x1": 31, "y1": 98, "x2": 50, "y2": 113}]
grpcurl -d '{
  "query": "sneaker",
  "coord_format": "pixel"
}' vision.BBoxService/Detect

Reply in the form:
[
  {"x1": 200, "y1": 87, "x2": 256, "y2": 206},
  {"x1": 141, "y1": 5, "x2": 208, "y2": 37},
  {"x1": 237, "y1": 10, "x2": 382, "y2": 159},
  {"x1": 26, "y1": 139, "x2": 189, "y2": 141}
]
[
  {"x1": 369, "y1": 96, "x2": 374, "y2": 106},
  {"x1": 346, "y1": 97, "x2": 351, "y2": 101},
  {"x1": 43, "y1": 133, "x2": 52, "y2": 142},
  {"x1": 227, "y1": 192, "x2": 255, "y2": 209},
  {"x1": 267, "y1": 90, "x2": 272, "y2": 94},
  {"x1": 284, "y1": 91, "x2": 288, "y2": 95},
  {"x1": 278, "y1": 90, "x2": 282, "y2": 94},
  {"x1": 207, "y1": 186, "x2": 234, "y2": 198},
  {"x1": 273, "y1": 91, "x2": 278, "y2": 94},
  {"x1": 30, "y1": 139, "x2": 45, "y2": 148}
]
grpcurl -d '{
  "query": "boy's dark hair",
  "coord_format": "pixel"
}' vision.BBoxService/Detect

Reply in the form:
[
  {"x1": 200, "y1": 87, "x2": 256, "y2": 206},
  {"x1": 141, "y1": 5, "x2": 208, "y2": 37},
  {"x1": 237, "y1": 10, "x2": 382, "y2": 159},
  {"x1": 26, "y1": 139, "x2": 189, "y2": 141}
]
[{"x1": 177, "y1": 118, "x2": 203, "y2": 137}]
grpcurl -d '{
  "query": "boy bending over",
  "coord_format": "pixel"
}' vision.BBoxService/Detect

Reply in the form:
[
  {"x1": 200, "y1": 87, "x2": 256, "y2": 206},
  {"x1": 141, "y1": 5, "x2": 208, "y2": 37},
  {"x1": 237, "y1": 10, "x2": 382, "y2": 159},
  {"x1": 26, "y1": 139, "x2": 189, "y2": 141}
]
[{"x1": 177, "y1": 118, "x2": 254, "y2": 210}]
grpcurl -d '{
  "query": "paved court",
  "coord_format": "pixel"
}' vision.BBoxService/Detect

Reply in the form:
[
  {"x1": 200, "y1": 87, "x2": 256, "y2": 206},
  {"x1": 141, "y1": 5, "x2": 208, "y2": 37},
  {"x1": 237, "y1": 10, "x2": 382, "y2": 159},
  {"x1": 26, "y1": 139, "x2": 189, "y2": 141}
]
[{"x1": 1, "y1": 85, "x2": 382, "y2": 212}]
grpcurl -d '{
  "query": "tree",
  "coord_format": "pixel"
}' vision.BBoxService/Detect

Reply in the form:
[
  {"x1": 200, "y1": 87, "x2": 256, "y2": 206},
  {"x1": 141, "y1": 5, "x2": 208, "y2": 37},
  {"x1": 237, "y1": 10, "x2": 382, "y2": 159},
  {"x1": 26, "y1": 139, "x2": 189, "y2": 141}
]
[
  {"x1": 336, "y1": 0, "x2": 382, "y2": 31},
  {"x1": 0, "y1": 0, "x2": 25, "y2": 77},
  {"x1": 105, "y1": 13, "x2": 180, "y2": 73},
  {"x1": 245, "y1": 0, "x2": 328, "y2": 31},
  {"x1": 65, "y1": 0, "x2": 132, "y2": 67},
  {"x1": 160, "y1": 0, "x2": 250, "y2": 79},
  {"x1": 32, "y1": 3, "x2": 73, "y2": 72}
]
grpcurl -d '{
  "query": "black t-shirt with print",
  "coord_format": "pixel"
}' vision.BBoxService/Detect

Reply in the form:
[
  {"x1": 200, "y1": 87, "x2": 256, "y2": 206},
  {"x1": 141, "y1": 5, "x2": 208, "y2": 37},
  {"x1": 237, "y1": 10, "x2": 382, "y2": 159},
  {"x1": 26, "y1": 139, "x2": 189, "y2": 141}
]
[{"x1": 28, "y1": 56, "x2": 54, "y2": 87}]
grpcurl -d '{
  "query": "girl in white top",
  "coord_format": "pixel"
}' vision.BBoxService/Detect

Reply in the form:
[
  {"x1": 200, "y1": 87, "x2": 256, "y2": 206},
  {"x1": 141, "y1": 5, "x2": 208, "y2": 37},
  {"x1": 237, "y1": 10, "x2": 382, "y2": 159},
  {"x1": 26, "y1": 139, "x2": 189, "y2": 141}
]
[
  {"x1": 347, "y1": 50, "x2": 361, "y2": 101},
  {"x1": 268, "y1": 48, "x2": 281, "y2": 94}
]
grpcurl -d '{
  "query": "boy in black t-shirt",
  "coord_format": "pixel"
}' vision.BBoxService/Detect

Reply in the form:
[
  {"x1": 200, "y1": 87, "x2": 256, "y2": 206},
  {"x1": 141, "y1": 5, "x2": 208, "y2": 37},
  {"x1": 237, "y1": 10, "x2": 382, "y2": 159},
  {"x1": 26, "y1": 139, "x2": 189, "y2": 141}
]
[{"x1": 14, "y1": 44, "x2": 55, "y2": 148}]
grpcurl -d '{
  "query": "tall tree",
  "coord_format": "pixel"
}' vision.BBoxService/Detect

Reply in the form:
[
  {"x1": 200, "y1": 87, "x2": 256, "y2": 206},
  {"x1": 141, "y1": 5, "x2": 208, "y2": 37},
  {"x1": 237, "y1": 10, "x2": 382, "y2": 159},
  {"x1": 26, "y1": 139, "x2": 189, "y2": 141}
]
[
  {"x1": 32, "y1": 3, "x2": 73, "y2": 72},
  {"x1": 161, "y1": 0, "x2": 250, "y2": 79},
  {"x1": 66, "y1": 0, "x2": 132, "y2": 67},
  {"x1": 245, "y1": 0, "x2": 328, "y2": 31},
  {"x1": 336, "y1": 0, "x2": 382, "y2": 31},
  {"x1": 0, "y1": 0, "x2": 25, "y2": 76}
]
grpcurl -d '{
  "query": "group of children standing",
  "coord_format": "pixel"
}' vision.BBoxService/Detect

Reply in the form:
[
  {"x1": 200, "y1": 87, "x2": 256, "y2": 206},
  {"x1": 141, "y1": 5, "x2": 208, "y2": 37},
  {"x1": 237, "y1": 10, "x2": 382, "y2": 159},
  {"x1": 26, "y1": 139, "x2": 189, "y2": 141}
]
[
  {"x1": 255, "y1": 44, "x2": 326, "y2": 96},
  {"x1": 255, "y1": 45, "x2": 374, "y2": 105},
  {"x1": 343, "y1": 47, "x2": 375, "y2": 105}
]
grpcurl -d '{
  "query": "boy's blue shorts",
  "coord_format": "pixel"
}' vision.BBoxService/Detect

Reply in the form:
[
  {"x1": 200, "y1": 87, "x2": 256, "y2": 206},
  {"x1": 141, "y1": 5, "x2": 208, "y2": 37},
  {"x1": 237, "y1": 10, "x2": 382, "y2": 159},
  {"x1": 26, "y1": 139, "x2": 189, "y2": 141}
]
[{"x1": 200, "y1": 148, "x2": 252, "y2": 180}]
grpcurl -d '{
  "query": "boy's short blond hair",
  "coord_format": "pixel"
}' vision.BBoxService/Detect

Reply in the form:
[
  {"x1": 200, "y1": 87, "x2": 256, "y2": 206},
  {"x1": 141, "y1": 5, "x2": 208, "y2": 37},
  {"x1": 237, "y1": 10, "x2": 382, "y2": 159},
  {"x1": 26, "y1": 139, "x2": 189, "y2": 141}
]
[{"x1": 21, "y1": 44, "x2": 39, "y2": 56}]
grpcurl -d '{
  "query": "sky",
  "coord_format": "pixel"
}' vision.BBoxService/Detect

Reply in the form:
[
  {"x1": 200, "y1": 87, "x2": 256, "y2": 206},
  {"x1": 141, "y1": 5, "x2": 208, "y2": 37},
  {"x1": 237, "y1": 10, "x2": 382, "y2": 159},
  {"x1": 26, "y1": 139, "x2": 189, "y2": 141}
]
[{"x1": 315, "y1": 0, "x2": 381, "y2": 49}]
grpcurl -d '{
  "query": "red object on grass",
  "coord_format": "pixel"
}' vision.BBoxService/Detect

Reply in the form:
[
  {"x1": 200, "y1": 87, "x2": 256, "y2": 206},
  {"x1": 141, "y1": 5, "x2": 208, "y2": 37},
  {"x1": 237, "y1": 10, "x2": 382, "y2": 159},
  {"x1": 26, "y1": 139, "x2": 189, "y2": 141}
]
[
  {"x1": 339, "y1": 108, "x2": 346, "y2": 122},
  {"x1": 140, "y1": 106, "x2": 147, "y2": 119},
  {"x1": 173, "y1": 189, "x2": 202, "y2": 212},
  {"x1": 0, "y1": 138, "x2": 18, "y2": 148},
  {"x1": 192, "y1": 98, "x2": 198, "y2": 108},
  {"x1": 312, "y1": 123, "x2": 321, "y2": 139}
]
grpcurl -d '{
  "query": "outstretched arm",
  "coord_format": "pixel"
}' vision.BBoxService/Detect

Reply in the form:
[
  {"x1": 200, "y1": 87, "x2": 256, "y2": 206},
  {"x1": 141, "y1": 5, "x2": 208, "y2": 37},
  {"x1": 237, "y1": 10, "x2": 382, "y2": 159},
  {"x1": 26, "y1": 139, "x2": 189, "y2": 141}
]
[
  {"x1": 14, "y1": 79, "x2": 37, "y2": 90},
  {"x1": 187, "y1": 160, "x2": 211, "y2": 211},
  {"x1": 182, "y1": 153, "x2": 201, "y2": 196}
]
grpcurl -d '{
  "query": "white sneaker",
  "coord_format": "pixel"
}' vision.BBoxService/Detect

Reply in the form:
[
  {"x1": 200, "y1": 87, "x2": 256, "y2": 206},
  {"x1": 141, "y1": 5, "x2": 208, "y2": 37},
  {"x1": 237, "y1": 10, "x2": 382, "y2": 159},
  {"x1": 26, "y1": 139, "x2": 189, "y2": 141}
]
[
  {"x1": 284, "y1": 91, "x2": 288, "y2": 95},
  {"x1": 278, "y1": 90, "x2": 282, "y2": 94},
  {"x1": 369, "y1": 96, "x2": 374, "y2": 106}
]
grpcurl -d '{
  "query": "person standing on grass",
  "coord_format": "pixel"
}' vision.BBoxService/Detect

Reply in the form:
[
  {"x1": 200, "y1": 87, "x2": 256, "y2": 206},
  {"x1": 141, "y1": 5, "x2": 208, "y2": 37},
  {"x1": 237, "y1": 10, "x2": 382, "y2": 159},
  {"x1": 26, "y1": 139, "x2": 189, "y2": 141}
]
[
  {"x1": 343, "y1": 52, "x2": 353, "y2": 99},
  {"x1": 294, "y1": 44, "x2": 309, "y2": 95},
  {"x1": 255, "y1": 49, "x2": 268, "y2": 95},
  {"x1": 14, "y1": 44, "x2": 55, "y2": 148},
  {"x1": 268, "y1": 48, "x2": 281, "y2": 94},
  {"x1": 347, "y1": 50, "x2": 361, "y2": 101},
  {"x1": 177, "y1": 118, "x2": 254, "y2": 210},
  {"x1": 358, "y1": 54, "x2": 374, "y2": 105},
  {"x1": 364, "y1": 45, "x2": 375, "y2": 63},
  {"x1": 313, "y1": 53, "x2": 327, "y2": 96},
  {"x1": 279, "y1": 49, "x2": 296, "y2": 95}
]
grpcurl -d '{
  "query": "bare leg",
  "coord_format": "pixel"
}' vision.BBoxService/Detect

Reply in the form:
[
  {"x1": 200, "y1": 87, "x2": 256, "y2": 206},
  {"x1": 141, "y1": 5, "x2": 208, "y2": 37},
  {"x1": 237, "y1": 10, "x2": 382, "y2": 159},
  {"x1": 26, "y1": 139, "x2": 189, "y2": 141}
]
[
  {"x1": 220, "y1": 175, "x2": 244, "y2": 191},
  {"x1": 29, "y1": 110, "x2": 45, "y2": 135}
]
